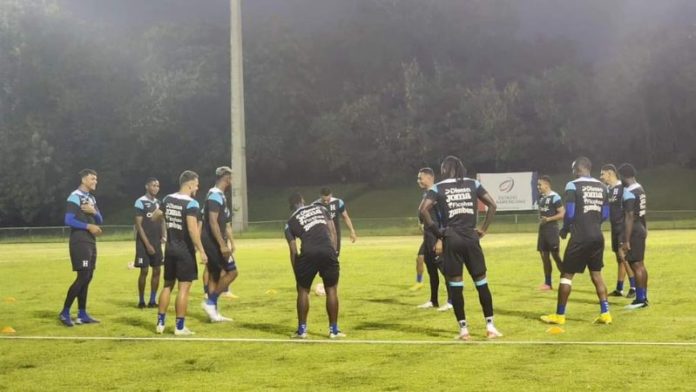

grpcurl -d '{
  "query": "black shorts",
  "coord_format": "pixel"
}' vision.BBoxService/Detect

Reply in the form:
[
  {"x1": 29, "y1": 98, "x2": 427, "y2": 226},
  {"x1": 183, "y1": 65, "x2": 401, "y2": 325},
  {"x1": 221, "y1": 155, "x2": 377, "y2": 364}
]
[
  {"x1": 70, "y1": 241, "x2": 97, "y2": 271},
  {"x1": 134, "y1": 239, "x2": 163, "y2": 268},
  {"x1": 626, "y1": 229, "x2": 647, "y2": 263},
  {"x1": 163, "y1": 244, "x2": 198, "y2": 282},
  {"x1": 294, "y1": 248, "x2": 339, "y2": 290},
  {"x1": 202, "y1": 236, "x2": 237, "y2": 281},
  {"x1": 610, "y1": 225, "x2": 624, "y2": 254},
  {"x1": 537, "y1": 225, "x2": 560, "y2": 252},
  {"x1": 442, "y1": 230, "x2": 486, "y2": 279},
  {"x1": 562, "y1": 237, "x2": 604, "y2": 274}
]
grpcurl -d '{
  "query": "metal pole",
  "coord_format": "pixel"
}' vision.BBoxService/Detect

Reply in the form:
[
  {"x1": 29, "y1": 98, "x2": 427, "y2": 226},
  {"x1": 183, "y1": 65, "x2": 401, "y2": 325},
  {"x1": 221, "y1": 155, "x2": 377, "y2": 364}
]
[{"x1": 230, "y1": 0, "x2": 248, "y2": 231}]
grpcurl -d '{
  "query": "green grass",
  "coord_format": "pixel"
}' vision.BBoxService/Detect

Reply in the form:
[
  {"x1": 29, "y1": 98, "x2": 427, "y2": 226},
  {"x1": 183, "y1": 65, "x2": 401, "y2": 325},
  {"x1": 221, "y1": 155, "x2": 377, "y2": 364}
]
[{"x1": 1, "y1": 231, "x2": 696, "y2": 390}]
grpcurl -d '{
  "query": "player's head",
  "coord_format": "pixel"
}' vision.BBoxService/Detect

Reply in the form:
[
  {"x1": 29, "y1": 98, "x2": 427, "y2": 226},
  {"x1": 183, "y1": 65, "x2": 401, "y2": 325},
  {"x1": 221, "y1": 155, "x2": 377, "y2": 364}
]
[
  {"x1": 288, "y1": 192, "x2": 304, "y2": 211},
  {"x1": 537, "y1": 175, "x2": 552, "y2": 194},
  {"x1": 599, "y1": 164, "x2": 618, "y2": 185},
  {"x1": 440, "y1": 156, "x2": 466, "y2": 179},
  {"x1": 79, "y1": 169, "x2": 98, "y2": 192},
  {"x1": 617, "y1": 163, "x2": 637, "y2": 185},
  {"x1": 319, "y1": 187, "x2": 332, "y2": 204},
  {"x1": 571, "y1": 156, "x2": 592, "y2": 177},
  {"x1": 215, "y1": 166, "x2": 233, "y2": 190},
  {"x1": 417, "y1": 167, "x2": 435, "y2": 190},
  {"x1": 179, "y1": 170, "x2": 199, "y2": 197},
  {"x1": 145, "y1": 177, "x2": 159, "y2": 196}
]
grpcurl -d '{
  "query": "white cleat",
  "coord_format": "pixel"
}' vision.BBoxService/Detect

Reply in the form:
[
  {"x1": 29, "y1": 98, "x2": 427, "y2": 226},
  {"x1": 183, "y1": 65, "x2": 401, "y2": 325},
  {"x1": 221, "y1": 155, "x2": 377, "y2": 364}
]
[
  {"x1": 455, "y1": 327, "x2": 471, "y2": 341},
  {"x1": 201, "y1": 301, "x2": 219, "y2": 322},
  {"x1": 215, "y1": 313, "x2": 233, "y2": 322},
  {"x1": 486, "y1": 325, "x2": 503, "y2": 339},
  {"x1": 417, "y1": 301, "x2": 434, "y2": 309},
  {"x1": 174, "y1": 327, "x2": 195, "y2": 336},
  {"x1": 437, "y1": 303, "x2": 453, "y2": 312},
  {"x1": 329, "y1": 331, "x2": 347, "y2": 339},
  {"x1": 155, "y1": 324, "x2": 165, "y2": 334},
  {"x1": 291, "y1": 331, "x2": 308, "y2": 339},
  {"x1": 314, "y1": 284, "x2": 326, "y2": 296}
]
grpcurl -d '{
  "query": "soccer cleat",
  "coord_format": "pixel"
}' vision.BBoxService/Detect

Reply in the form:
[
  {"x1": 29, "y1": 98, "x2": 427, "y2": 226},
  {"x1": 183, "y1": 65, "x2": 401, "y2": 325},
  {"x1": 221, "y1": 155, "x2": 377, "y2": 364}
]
[
  {"x1": 486, "y1": 325, "x2": 503, "y2": 339},
  {"x1": 593, "y1": 312, "x2": 612, "y2": 324},
  {"x1": 624, "y1": 300, "x2": 649, "y2": 310},
  {"x1": 455, "y1": 328, "x2": 471, "y2": 341},
  {"x1": 291, "y1": 331, "x2": 308, "y2": 339},
  {"x1": 540, "y1": 313, "x2": 566, "y2": 325},
  {"x1": 155, "y1": 324, "x2": 165, "y2": 334},
  {"x1": 147, "y1": 302, "x2": 158, "y2": 308},
  {"x1": 201, "y1": 301, "x2": 219, "y2": 322},
  {"x1": 437, "y1": 303, "x2": 453, "y2": 312},
  {"x1": 329, "y1": 331, "x2": 347, "y2": 339},
  {"x1": 408, "y1": 282, "x2": 424, "y2": 291},
  {"x1": 417, "y1": 301, "x2": 434, "y2": 309},
  {"x1": 174, "y1": 327, "x2": 195, "y2": 336},
  {"x1": 538, "y1": 284, "x2": 553, "y2": 291},
  {"x1": 222, "y1": 291, "x2": 239, "y2": 299},
  {"x1": 609, "y1": 290, "x2": 624, "y2": 297},
  {"x1": 137, "y1": 302, "x2": 146, "y2": 309},
  {"x1": 75, "y1": 314, "x2": 100, "y2": 324},
  {"x1": 626, "y1": 288, "x2": 636, "y2": 299},
  {"x1": 314, "y1": 284, "x2": 326, "y2": 296},
  {"x1": 214, "y1": 312, "x2": 233, "y2": 323},
  {"x1": 59, "y1": 313, "x2": 74, "y2": 327}
]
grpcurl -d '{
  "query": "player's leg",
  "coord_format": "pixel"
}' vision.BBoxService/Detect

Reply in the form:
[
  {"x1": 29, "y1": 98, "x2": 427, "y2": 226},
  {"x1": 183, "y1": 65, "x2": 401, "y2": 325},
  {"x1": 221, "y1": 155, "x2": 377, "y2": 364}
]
[
  {"x1": 138, "y1": 267, "x2": 149, "y2": 308},
  {"x1": 589, "y1": 270, "x2": 611, "y2": 324},
  {"x1": 75, "y1": 244, "x2": 98, "y2": 324},
  {"x1": 626, "y1": 261, "x2": 648, "y2": 309},
  {"x1": 209, "y1": 259, "x2": 238, "y2": 321},
  {"x1": 174, "y1": 280, "x2": 194, "y2": 335},
  {"x1": 202, "y1": 244, "x2": 224, "y2": 322},
  {"x1": 442, "y1": 233, "x2": 469, "y2": 339},
  {"x1": 60, "y1": 270, "x2": 91, "y2": 327},
  {"x1": 202, "y1": 265, "x2": 209, "y2": 298},
  {"x1": 292, "y1": 254, "x2": 316, "y2": 338},
  {"x1": 622, "y1": 257, "x2": 637, "y2": 298},
  {"x1": 156, "y1": 279, "x2": 174, "y2": 333},
  {"x1": 319, "y1": 251, "x2": 343, "y2": 338},
  {"x1": 149, "y1": 266, "x2": 161, "y2": 307},
  {"x1": 411, "y1": 242, "x2": 425, "y2": 291},
  {"x1": 540, "y1": 251, "x2": 553, "y2": 290},
  {"x1": 464, "y1": 239, "x2": 500, "y2": 338},
  {"x1": 424, "y1": 256, "x2": 440, "y2": 307}
]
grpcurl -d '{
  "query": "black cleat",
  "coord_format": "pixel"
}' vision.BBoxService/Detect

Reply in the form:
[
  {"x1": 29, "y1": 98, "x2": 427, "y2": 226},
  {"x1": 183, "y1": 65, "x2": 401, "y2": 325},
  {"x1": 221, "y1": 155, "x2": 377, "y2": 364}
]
[
  {"x1": 137, "y1": 302, "x2": 146, "y2": 309},
  {"x1": 147, "y1": 302, "x2": 158, "y2": 308},
  {"x1": 626, "y1": 288, "x2": 636, "y2": 298},
  {"x1": 609, "y1": 290, "x2": 624, "y2": 297}
]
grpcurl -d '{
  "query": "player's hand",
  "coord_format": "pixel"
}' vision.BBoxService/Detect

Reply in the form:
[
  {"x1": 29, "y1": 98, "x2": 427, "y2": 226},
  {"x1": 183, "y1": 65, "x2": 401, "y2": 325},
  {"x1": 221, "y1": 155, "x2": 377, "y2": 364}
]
[
  {"x1": 220, "y1": 245, "x2": 232, "y2": 259},
  {"x1": 146, "y1": 244, "x2": 156, "y2": 255},
  {"x1": 198, "y1": 251, "x2": 208, "y2": 264},
  {"x1": 622, "y1": 242, "x2": 631, "y2": 253},
  {"x1": 434, "y1": 239, "x2": 443, "y2": 256},
  {"x1": 540, "y1": 217, "x2": 548, "y2": 225},
  {"x1": 476, "y1": 228, "x2": 486, "y2": 238},
  {"x1": 228, "y1": 241, "x2": 236, "y2": 254},
  {"x1": 151, "y1": 209, "x2": 164, "y2": 221},
  {"x1": 87, "y1": 224, "x2": 102, "y2": 236},
  {"x1": 350, "y1": 231, "x2": 357, "y2": 243},
  {"x1": 81, "y1": 204, "x2": 97, "y2": 215},
  {"x1": 559, "y1": 228, "x2": 568, "y2": 239}
]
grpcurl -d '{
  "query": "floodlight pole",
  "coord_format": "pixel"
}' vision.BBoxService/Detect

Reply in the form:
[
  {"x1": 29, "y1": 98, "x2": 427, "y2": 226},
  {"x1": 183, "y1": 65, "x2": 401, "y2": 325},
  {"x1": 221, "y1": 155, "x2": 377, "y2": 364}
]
[{"x1": 230, "y1": 0, "x2": 248, "y2": 231}]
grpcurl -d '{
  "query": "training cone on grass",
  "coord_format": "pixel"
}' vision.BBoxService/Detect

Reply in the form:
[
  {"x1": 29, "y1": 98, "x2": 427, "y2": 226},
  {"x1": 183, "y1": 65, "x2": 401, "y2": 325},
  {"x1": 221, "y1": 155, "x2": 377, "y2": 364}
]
[
  {"x1": 546, "y1": 326, "x2": 565, "y2": 335},
  {"x1": 265, "y1": 289, "x2": 277, "y2": 295},
  {"x1": 3, "y1": 297, "x2": 16, "y2": 304},
  {"x1": 1, "y1": 326, "x2": 16, "y2": 334}
]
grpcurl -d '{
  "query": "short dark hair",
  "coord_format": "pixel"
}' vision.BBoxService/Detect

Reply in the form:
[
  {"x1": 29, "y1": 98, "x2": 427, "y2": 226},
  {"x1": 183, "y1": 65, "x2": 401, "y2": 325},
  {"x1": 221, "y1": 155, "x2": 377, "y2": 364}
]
[
  {"x1": 539, "y1": 175, "x2": 552, "y2": 185},
  {"x1": 573, "y1": 156, "x2": 592, "y2": 172},
  {"x1": 179, "y1": 170, "x2": 199, "y2": 186},
  {"x1": 617, "y1": 163, "x2": 636, "y2": 179},
  {"x1": 79, "y1": 169, "x2": 97, "y2": 178},
  {"x1": 320, "y1": 187, "x2": 332, "y2": 196},
  {"x1": 215, "y1": 166, "x2": 232, "y2": 180},
  {"x1": 145, "y1": 177, "x2": 158, "y2": 185},
  {"x1": 419, "y1": 167, "x2": 435, "y2": 177},
  {"x1": 600, "y1": 164, "x2": 617, "y2": 174},
  {"x1": 441, "y1": 156, "x2": 466, "y2": 178},
  {"x1": 288, "y1": 192, "x2": 303, "y2": 210}
]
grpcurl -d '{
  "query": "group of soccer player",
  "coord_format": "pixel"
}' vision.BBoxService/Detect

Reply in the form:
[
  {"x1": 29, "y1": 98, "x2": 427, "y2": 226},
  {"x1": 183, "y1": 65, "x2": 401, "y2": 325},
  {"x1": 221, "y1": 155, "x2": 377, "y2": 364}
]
[{"x1": 58, "y1": 154, "x2": 648, "y2": 339}]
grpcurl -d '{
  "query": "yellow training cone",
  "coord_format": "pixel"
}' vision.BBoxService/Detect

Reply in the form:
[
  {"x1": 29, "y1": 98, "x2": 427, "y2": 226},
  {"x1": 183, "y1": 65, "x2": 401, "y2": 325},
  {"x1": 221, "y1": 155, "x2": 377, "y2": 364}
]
[
  {"x1": 1, "y1": 326, "x2": 16, "y2": 334},
  {"x1": 546, "y1": 326, "x2": 565, "y2": 335},
  {"x1": 3, "y1": 297, "x2": 16, "y2": 304},
  {"x1": 265, "y1": 289, "x2": 278, "y2": 295}
]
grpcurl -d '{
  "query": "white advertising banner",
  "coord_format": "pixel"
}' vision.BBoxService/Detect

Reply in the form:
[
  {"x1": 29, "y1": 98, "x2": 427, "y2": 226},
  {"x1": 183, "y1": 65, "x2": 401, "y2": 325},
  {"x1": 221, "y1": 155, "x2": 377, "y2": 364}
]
[{"x1": 476, "y1": 172, "x2": 539, "y2": 211}]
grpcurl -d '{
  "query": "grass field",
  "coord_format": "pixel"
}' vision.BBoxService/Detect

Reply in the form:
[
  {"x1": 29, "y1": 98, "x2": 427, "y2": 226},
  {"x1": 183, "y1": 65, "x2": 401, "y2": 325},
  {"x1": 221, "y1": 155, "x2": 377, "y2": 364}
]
[{"x1": 1, "y1": 231, "x2": 696, "y2": 391}]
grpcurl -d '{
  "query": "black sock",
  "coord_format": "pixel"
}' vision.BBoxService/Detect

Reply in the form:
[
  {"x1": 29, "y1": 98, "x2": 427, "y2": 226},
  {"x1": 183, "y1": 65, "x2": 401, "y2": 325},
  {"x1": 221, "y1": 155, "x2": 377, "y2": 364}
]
[
  {"x1": 426, "y1": 261, "x2": 440, "y2": 306},
  {"x1": 449, "y1": 283, "x2": 466, "y2": 323},
  {"x1": 475, "y1": 280, "x2": 494, "y2": 318}
]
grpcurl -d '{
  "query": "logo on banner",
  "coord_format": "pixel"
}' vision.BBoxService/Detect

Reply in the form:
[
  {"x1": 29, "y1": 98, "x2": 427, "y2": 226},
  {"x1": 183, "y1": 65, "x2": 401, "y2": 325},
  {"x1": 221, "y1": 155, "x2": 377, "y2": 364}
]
[{"x1": 499, "y1": 177, "x2": 515, "y2": 193}]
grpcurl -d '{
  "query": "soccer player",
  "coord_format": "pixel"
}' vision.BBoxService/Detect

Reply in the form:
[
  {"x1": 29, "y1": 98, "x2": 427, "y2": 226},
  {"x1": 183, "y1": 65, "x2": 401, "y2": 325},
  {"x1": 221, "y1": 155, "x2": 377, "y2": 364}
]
[
  {"x1": 536, "y1": 175, "x2": 564, "y2": 290},
  {"x1": 419, "y1": 156, "x2": 502, "y2": 340},
  {"x1": 618, "y1": 163, "x2": 649, "y2": 309},
  {"x1": 59, "y1": 169, "x2": 103, "y2": 327},
  {"x1": 416, "y1": 167, "x2": 451, "y2": 311},
  {"x1": 285, "y1": 193, "x2": 344, "y2": 339},
  {"x1": 541, "y1": 157, "x2": 612, "y2": 325},
  {"x1": 155, "y1": 170, "x2": 207, "y2": 335},
  {"x1": 201, "y1": 167, "x2": 238, "y2": 322},
  {"x1": 599, "y1": 164, "x2": 636, "y2": 298},
  {"x1": 312, "y1": 187, "x2": 357, "y2": 296},
  {"x1": 133, "y1": 177, "x2": 166, "y2": 308}
]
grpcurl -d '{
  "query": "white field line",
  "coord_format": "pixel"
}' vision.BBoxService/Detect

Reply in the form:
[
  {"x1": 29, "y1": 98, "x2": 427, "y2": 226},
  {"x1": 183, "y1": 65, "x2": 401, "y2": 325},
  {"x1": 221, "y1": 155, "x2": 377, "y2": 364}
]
[{"x1": 1, "y1": 335, "x2": 696, "y2": 347}]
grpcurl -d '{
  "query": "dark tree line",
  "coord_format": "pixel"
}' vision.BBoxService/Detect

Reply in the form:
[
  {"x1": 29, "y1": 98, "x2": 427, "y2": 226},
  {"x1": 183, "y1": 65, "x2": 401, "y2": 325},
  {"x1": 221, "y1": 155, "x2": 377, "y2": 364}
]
[{"x1": 2, "y1": 0, "x2": 696, "y2": 225}]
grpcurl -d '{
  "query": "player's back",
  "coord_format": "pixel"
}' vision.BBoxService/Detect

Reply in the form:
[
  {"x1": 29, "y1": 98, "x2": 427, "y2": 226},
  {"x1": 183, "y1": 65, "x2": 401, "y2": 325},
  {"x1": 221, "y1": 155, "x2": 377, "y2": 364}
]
[
  {"x1": 429, "y1": 177, "x2": 483, "y2": 235},
  {"x1": 565, "y1": 177, "x2": 607, "y2": 242},
  {"x1": 624, "y1": 183, "x2": 647, "y2": 228},
  {"x1": 202, "y1": 187, "x2": 229, "y2": 240},
  {"x1": 607, "y1": 182, "x2": 625, "y2": 231},
  {"x1": 162, "y1": 193, "x2": 198, "y2": 253},
  {"x1": 286, "y1": 204, "x2": 334, "y2": 255}
]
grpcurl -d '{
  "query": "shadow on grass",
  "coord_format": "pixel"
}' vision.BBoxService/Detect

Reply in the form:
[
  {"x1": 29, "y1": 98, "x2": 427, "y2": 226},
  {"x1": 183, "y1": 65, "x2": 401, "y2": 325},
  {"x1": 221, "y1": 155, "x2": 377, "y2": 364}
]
[
  {"x1": 352, "y1": 321, "x2": 451, "y2": 337},
  {"x1": 235, "y1": 321, "x2": 291, "y2": 336},
  {"x1": 114, "y1": 316, "x2": 154, "y2": 331}
]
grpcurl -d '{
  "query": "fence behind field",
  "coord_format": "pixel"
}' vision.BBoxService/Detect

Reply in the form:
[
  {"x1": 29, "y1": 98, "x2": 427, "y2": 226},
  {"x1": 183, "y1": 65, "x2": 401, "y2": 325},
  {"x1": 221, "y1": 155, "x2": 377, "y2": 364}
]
[{"x1": 1, "y1": 210, "x2": 695, "y2": 244}]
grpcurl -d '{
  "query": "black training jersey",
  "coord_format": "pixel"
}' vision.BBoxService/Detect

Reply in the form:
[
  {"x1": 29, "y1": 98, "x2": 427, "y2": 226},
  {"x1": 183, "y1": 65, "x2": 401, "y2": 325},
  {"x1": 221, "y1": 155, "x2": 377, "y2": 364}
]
[
  {"x1": 607, "y1": 181, "x2": 625, "y2": 230},
  {"x1": 161, "y1": 193, "x2": 200, "y2": 252},
  {"x1": 66, "y1": 189, "x2": 99, "y2": 243},
  {"x1": 134, "y1": 195, "x2": 162, "y2": 242},
  {"x1": 623, "y1": 183, "x2": 647, "y2": 228},
  {"x1": 419, "y1": 191, "x2": 441, "y2": 226},
  {"x1": 426, "y1": 177, "x2": 488, "y2": 233},
  {"x1": 202, "y1": 187, "x2": 230, "y2": 241},
  {"x1": 285, "y1": 204, "x2": 334, "y2": 254},
  {"x1": 564, "y1": 177, "x2": 608, "y2": 242},
  {"x1": 537, "y1": 191, "x2": 563, "y2": 228},
  {"x1": 312, "y1": 197, "x2": 345, "y2": 229}
]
